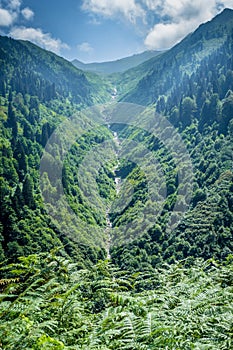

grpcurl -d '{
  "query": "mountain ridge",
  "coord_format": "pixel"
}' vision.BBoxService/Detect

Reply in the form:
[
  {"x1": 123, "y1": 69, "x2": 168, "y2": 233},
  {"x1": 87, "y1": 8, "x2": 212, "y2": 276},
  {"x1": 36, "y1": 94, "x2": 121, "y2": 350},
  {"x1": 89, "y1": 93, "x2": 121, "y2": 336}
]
[
  {"x1": 0, "y1": 35, "x2": 111, "y2": 106},
  {"x1": 119, "y1": 8, "x2": 233, "y2": 104},
  {"x1": 0, "y1": 8, "x2": 232, "y2": 349},
  {"x1": 0, "y1": 8, "x2": 232, "y2": 268},
  {"x1": 72, "y1": 50, "x2": 162, "y2": 74}
]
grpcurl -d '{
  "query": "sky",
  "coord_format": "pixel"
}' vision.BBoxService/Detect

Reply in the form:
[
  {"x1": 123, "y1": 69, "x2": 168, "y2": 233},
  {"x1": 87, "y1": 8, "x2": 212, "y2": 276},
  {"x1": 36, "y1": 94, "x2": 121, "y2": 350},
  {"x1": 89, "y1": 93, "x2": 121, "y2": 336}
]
[{"x1": 0, "y1": 0, "x2": 233, "y2": 63}]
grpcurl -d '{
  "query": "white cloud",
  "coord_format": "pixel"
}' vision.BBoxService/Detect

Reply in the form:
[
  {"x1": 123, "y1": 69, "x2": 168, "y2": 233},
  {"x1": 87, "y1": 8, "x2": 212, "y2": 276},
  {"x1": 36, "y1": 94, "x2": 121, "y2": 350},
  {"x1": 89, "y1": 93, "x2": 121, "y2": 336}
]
[
  {"x1": 78, "y1": 41, "x2": 94, "y2": 53},
  {"x1": 82, "y1": 0, "x2": 145, "y2": 23},
  {"x1": 81, "y1": 0, "x2": 233, "y2": 50},
  {"x1": 21, "y1": 7, "x2": 34, "y2": 21},
  {"x1": 142, "y1": 0, "x2": 160, "y2": 11},
  {"x1": 146, "y1": 0, "x2": 218, "y2": 20},
  {"x1": 9, "y1": 27, "x2": 69, "y2": 54},
  {"x1": 221, "y1": 0, "x2": 233, "y2": 7},
  {"x1": 7, "y1": 0, "x2": 21, "y2": 10},
  {"x1": 143, "y1": 0, "x2": 227, "y2": 50},
  {"x1": 1, "y1": 1, "x2": 68, "y2": 56},
  {"x1": 145, "y1": 20, "x2": 193, "y2": 49},
  {"x1": 0, "y1": 0, "x2": 21, "y2": 27},
  {"x1": 0, "y1": 8, "x2": 14, "y2": 26}
]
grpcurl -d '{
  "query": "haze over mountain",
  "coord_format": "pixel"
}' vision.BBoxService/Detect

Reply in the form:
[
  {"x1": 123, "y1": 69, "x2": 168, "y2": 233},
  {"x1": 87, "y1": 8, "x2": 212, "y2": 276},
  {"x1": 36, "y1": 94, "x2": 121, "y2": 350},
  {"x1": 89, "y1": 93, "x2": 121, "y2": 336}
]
[
  {"x1": 119, "y1": 8, "x2": 233, "y2": 104},
  {"x1": 0, "y1": 8, "x2": 233, "y2": 349},
  {"x1": 72, "y1": 50, "x2": 162, "y2": 74},
  {"x1": 0, "y1": 36, "x2": 110, "y2": 106}
]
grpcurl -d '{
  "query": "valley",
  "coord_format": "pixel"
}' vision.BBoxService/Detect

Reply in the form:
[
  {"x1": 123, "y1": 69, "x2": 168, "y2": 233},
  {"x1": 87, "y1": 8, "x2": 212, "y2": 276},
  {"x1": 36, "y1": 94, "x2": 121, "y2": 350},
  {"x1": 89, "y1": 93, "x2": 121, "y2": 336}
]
[
  {"x1": 0, "y1": 8, "x2": 232, "y2": 349},
  {"x1": 105, "y1": 126, "x2": 121, "y2": 259}
]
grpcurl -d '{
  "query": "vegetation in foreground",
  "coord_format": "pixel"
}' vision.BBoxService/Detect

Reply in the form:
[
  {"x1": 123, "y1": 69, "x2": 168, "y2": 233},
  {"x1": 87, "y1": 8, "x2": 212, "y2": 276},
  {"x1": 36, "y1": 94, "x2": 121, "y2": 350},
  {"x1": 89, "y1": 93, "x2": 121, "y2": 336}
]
[{"x1": 0, "y1": 252, "x2": 232, "y2": 349}]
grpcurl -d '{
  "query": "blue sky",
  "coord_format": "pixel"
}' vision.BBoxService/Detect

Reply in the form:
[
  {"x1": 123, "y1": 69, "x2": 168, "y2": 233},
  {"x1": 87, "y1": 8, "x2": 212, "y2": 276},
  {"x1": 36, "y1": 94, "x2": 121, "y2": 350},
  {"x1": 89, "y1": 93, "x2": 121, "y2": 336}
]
[{"x1": 0, "y1": 0, "x2": 233, "y2": 62}]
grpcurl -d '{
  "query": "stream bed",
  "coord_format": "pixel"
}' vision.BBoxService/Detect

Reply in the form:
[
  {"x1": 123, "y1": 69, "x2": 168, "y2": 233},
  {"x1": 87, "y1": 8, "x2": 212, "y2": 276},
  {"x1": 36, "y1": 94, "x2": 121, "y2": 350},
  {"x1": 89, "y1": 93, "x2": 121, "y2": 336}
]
[{"x1": 105, "y1": 128, "x2": 121, "y2": 258}]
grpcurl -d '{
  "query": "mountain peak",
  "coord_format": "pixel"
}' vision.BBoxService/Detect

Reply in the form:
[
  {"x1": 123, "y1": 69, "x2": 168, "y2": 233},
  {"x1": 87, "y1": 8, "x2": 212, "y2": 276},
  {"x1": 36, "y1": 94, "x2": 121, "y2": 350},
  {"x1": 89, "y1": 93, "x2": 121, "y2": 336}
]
[
  {"x1": 120, "y1": 7, "x2": 233, "y2": 105},
  {"x1": 206, "y1": 7, "x2": 233, "y2": 26},
  {"x1": 72, "y1": 50, "x2": 162, "y2": 74},
  {"x1": 220, "y1": 7, "x2": 233, "y2": 14}
]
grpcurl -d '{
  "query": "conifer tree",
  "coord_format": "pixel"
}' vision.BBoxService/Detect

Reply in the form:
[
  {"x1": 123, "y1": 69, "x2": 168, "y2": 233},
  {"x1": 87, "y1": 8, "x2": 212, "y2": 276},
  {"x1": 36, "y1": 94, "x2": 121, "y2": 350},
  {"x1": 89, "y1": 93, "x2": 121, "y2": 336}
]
[{"x1": 22, "y1": 174, "x2": 34, "y2": 208}]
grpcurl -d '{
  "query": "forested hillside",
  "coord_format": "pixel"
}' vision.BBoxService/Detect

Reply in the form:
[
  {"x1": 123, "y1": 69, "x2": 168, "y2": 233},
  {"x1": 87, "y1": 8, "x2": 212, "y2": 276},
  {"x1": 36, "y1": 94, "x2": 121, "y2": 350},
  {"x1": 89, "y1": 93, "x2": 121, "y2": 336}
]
[
  {"x1": 0, "y1": 36, "x2": 110, "y2": 106},
  {"x1": 0, "y1": 35, "x2": 114, "y2": 266},
  {"x1": 0, "y1": 8, "x2": 232, "y2": 350},
  {"x1": 118, "y1": 8, "x2": 233, "y2": 102},
  {"x1": 110, "y1": 8, "x2": 233, "y2": 271}
]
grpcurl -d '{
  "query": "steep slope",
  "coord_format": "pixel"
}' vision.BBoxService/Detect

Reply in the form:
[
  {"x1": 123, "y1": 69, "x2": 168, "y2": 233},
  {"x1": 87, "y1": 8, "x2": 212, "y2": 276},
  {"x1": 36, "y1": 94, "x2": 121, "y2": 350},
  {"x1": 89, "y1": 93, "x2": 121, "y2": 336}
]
[
  {"x1": 0, "y1": 36, "x2": 110, "y2": 106},
  {"x1": 0, "y1": 9, "x2": 232, "y2": 272},
  {"x1": 0, "y1": 12, "x2": 232, "y2": 350},
  {"x1": 119, "y1": 8, "x2": 233, "y2": 104},
  {"x1": 109, "y1": 9, "x2": 233, "y2": 271},
  {"x1": 0, "y1": 37, "x2": 115, "y2": 265},
  {"x1": 72, "y1": 50, "x2": 162, "y2": 74}
]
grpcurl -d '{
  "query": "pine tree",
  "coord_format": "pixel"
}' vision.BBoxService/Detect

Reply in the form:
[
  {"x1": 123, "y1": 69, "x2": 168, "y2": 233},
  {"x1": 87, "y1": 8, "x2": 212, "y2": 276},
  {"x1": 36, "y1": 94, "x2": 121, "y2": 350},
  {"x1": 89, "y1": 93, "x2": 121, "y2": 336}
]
[
  {"x1": 8, "y1": 88, "x2": 12, "y2": 102},
  {"x1": 14, "y1": 140, "x2": 28, "y2": 180},
  {"x1": 41, "y1": 122, "x2": 50, "y2": 146},
  {"x1": 0, "y1": 79, "x2": 6, "y2": 97},
  {"x1": 12, "y1": 184, "x2": 24, "y2": 215},
  {"x1": 22, "y1": 174, "x2": 34, "y2": 208},
  {"x1": 7, "y1": 102, "x2": 18, "y2": 138}
]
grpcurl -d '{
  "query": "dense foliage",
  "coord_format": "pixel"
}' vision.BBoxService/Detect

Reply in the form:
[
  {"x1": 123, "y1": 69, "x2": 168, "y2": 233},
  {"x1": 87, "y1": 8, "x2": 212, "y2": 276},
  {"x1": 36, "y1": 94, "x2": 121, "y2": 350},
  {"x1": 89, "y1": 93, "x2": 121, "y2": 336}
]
[
  {"x1": 119, "y1": 8, "x2": 233, "y2": 104},
  {"x1": 109, "y1": 9, "x2": 233, "y2": 271},
  {"x1": 0, "y1": 36, "x2": 113, "y2": 264},
  {"x1": 0, "y1": 252, "x2": 232, "y2": 349},
  {"x1": 0, "y1": 9, "x2": 232, "y2": 349},
  {"x1": 0, "y1": 36, "x2": 110, "y2": 106},
  {"x1": 0, "y1": 8, "x2": 232, "y2": 268}
]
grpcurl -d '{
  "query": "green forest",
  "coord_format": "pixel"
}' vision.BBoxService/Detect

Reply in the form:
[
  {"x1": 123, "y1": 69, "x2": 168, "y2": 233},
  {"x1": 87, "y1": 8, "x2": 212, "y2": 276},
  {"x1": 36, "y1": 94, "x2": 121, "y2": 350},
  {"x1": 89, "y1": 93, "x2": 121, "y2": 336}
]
[{"x1": 0, "y1": 8, "x2": 233, "y2": 350}]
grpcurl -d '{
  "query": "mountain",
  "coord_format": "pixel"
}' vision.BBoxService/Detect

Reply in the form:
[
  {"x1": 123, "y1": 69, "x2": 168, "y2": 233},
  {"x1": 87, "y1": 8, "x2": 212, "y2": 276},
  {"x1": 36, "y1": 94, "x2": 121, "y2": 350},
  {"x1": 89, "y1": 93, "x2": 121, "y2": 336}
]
[
  {"x1": 0, "y1": 8, "x2": 232, "y2": 265},
  {"x1": 0, "y1": 36, "x2": 114, "y2": 266},
  {"x1": 0, "y1": 8, "x2": 232, "y2": 267},
  {"x1": 119, "y1": 8, "x2": 233, "y2": 104},
  {"x1": 0, "y1": 36, "x2": 110, "y2": 106},
  {"x1": 72, "y1": 50, "x2": 162, "y2": 74},
  {"x1": 110, "y1": 8, "x2": 233, "y2": 269},
  {"x1": 0, "y1": 9, "x2": 233, "y2": 350}
]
